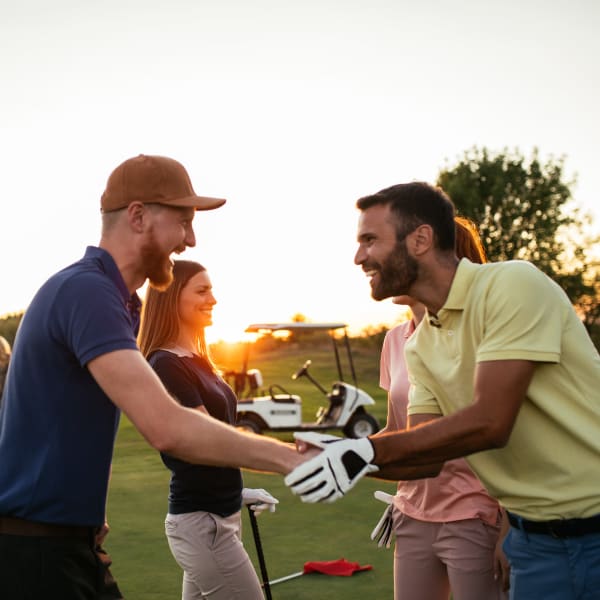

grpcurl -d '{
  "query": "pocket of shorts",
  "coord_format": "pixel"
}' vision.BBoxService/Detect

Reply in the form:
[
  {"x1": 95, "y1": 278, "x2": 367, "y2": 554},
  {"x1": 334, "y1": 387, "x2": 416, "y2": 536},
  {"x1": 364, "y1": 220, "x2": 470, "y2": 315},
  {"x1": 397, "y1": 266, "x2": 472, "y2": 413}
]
[
  {"x1": 476, "y1": 517, "x2": 501, "y2": 545},
  {"x1": 391, "y1": 509, "x2": 407, "y2": 533},
  {"x1": 164, "y1": 515, "x2": 178, "y2": 536},
  {"x1": 207, "y1": 513, "x2": 221, "y2": 548}
]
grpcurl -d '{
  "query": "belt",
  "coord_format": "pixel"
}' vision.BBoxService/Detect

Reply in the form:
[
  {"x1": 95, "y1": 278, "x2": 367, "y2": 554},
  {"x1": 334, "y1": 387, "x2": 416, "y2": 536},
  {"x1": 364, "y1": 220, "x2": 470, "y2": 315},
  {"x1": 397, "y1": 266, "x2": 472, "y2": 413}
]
[
  {"x1": 507, "y1": 511, "x2": 600, "y2": 538},
  {"x1": 0, "y1": 516, "x2": 94, "y2": 540}
]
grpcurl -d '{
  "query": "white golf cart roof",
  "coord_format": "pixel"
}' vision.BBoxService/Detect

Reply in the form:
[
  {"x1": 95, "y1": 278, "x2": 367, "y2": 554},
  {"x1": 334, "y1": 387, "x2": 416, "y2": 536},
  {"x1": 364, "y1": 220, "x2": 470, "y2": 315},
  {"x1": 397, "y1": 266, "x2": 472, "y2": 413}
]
[{"x1": 245, "y1": 322, "x2": 347, "y2": 333}]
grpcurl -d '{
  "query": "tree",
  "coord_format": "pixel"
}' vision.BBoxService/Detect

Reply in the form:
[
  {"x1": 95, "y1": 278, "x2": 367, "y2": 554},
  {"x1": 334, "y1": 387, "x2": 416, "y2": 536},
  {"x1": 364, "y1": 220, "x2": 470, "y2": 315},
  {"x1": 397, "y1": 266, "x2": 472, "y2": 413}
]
[
  {"x1": 0, "y1": 312, "x2": 23, "y2": 346},
  {"x1": 291, "y1": 313, "x2": 307, "y2": 323},
  {"x1": 437, "y1": 146, "x2": 600, "y2": 342}
]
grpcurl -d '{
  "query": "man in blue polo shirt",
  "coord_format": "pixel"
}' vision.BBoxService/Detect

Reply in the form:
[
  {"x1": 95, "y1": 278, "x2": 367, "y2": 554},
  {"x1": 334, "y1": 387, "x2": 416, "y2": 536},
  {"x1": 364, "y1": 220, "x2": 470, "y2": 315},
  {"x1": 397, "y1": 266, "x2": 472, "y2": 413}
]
[{"x1": 0, "y1": 155, "x2": 308, "y2": 599}]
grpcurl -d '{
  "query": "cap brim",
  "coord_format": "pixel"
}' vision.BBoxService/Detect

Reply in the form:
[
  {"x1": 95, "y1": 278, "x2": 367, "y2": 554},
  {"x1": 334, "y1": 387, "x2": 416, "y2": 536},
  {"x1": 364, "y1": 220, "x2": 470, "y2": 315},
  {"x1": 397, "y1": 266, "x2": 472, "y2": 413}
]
[{"x1": 171, "y1": 195, "x2": 227, "y2": 211}]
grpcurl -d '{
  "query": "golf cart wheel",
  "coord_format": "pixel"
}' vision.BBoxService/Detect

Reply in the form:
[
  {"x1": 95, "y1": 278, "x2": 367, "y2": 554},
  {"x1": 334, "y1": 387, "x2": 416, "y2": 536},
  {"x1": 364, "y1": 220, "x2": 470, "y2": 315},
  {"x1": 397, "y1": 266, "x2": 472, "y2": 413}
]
[
  {"x1": 236, "y1": 416, "x2": 264, "y2": 435},
  {"x1": 343, "y1": 412, "x2": 380, "y2": 438}
]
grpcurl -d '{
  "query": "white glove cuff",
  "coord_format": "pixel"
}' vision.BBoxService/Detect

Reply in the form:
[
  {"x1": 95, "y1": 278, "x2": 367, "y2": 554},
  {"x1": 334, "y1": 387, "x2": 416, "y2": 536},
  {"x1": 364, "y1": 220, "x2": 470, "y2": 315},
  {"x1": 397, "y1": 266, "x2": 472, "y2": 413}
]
[{"x1": 357, "y1": 437, "x2": 378, "y2": 472}]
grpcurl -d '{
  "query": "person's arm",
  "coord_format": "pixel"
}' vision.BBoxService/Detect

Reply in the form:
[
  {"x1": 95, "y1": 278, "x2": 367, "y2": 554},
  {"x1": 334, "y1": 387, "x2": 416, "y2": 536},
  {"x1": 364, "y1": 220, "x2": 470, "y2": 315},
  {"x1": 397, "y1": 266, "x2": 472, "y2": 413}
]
[
  {"x1": 285, "y1": 359, "x2": 535, "y2": 502},
  {"x1": 371, "y1": 412, "x2": 443, "y2": 480},
  {"x1": 371, "y1": 359, "x2": 535, "y2": 467},
  {"x1": 88, "y1": 349, "x2": 305, "y2": 474},
  {"x1": 371, "y1": 391, "x2": 398, "y2": 437}
]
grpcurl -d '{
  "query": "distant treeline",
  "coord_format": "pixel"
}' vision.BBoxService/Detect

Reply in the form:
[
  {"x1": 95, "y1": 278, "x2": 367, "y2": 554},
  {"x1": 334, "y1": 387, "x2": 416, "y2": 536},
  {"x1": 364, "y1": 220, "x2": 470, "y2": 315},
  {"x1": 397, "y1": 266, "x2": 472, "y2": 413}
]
[{"x1": 0, "y1": 312, "x2": 23, "y2": 347}]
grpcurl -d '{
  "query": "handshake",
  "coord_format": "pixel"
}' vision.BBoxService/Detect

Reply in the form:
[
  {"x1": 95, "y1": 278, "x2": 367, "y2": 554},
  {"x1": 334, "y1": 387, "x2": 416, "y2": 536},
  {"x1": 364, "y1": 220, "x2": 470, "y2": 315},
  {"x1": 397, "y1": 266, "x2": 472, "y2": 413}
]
[{"x1": 284, "y1": 432, "x2": 379, "y2": 503}]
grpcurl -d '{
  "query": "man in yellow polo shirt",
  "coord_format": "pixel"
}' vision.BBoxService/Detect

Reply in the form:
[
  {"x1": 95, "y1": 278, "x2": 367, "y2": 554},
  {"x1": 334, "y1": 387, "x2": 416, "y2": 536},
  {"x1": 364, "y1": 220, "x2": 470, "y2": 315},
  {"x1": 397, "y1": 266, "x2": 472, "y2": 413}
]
[{"x1": 284, "y1": 182, "x2": 600, "y2": 599}]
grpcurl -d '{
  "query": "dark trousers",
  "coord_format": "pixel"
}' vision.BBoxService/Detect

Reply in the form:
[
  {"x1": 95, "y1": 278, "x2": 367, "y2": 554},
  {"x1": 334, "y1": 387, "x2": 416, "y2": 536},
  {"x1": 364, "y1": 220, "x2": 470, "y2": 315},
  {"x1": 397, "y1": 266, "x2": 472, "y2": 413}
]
[
  {"x1": 0, "y1": 533, "x2": 104, "y2": 600},
  {"x1": 96, "y1": 545, "x2": 125, "y2": 600}
]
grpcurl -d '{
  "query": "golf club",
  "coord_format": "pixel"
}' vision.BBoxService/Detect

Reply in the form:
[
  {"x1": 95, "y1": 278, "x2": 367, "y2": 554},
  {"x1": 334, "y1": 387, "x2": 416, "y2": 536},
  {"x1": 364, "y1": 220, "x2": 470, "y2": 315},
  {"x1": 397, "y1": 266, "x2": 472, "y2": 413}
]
[{"x1": 247, "y1": 505, "x2": 273, "y2": 600}]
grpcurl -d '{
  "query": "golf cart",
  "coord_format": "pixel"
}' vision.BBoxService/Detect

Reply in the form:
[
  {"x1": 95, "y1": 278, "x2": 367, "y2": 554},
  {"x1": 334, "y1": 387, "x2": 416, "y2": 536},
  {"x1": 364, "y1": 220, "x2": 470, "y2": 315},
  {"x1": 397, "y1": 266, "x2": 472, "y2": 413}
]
[{"x1": 229, "y1": 322, "x2": 380, "y2": 438}]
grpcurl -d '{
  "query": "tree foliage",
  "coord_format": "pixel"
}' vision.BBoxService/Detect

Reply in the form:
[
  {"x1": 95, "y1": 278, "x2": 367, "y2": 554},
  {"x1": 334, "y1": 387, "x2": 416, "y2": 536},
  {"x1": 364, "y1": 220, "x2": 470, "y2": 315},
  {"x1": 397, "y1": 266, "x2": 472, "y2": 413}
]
[
  {"x1": 0, "y1": 312, "x2": 23, "y2": 347},
  {"x1": 437, "y1": 147, "x2": 600, "y2": 343}
]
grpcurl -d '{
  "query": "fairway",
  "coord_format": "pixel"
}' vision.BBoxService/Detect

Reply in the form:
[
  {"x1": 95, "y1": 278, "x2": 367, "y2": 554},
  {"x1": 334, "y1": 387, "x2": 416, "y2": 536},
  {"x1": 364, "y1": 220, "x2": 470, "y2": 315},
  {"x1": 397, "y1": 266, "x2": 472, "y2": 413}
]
[{"x1": 105, "y1": 339, "x2": 398, "y2": 598}]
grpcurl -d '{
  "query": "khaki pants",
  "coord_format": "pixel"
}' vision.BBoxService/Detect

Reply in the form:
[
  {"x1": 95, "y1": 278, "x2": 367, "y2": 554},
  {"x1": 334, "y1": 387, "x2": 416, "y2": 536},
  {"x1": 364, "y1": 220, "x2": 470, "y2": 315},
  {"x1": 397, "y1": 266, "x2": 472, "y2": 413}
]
[{"x1": 165, "y1": 510, "x2": 264, "y2": 600}]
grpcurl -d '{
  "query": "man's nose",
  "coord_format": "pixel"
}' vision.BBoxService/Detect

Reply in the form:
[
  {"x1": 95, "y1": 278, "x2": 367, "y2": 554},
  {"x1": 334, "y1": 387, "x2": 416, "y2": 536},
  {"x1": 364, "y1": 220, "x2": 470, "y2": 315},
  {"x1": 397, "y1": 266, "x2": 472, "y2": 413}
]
[
  {"x1": 354, "y1": 245, "x2": 365, "y2": 265},
  {"x1": 186, "y1": 225, "x2": 196, "y2": 248}
]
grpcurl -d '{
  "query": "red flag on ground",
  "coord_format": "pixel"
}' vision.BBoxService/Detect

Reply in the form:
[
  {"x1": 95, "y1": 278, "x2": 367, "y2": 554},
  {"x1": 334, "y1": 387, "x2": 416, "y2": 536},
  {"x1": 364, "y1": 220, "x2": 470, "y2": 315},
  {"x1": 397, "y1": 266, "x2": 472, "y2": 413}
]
[{"x1": 302, "y1": 558, "x2": 372, "y2": 577}]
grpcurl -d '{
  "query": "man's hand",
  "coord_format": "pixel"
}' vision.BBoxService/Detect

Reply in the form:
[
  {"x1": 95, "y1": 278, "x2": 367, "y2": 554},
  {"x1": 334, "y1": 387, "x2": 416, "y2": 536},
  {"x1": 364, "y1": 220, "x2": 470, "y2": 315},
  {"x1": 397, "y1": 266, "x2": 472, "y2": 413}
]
[
  {"x1": 284, "y1": 432, "x2": 379, "y2": 503},
  {"x1": 94, "y1": 521, "x2": 110, "y2": 548},
  {"x1": 242, "y1": 488, "x2": 279, "y2": 515},
  {"x1": 494, "y1": 510, "x2": 511, "y2": 591}
]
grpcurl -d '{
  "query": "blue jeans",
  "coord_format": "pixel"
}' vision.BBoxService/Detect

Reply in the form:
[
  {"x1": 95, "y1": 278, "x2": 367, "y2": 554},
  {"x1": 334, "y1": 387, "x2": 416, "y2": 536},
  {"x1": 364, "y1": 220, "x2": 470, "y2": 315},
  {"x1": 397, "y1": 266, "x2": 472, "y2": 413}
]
[{"x1": 503, "y1": 525, "x2": 600, "y2": 599}]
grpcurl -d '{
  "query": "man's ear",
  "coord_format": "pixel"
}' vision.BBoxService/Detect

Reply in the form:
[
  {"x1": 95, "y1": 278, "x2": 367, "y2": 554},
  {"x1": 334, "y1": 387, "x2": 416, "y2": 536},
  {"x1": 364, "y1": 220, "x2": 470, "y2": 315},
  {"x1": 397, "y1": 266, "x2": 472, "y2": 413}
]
[
  {"x1": 127, "y1": 202, "x2": 147, "y2": 233},
  {"x1": 410, "y1": 223, "x2": 434, "y2": 256}
]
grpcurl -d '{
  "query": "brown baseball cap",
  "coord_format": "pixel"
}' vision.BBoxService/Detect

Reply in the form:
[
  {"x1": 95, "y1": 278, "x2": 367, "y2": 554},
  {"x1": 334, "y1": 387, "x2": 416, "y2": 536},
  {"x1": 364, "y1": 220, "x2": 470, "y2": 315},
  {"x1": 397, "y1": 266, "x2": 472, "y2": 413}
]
[{"x1": 100, "y1": 154, "x2": 226, "y2": 212}]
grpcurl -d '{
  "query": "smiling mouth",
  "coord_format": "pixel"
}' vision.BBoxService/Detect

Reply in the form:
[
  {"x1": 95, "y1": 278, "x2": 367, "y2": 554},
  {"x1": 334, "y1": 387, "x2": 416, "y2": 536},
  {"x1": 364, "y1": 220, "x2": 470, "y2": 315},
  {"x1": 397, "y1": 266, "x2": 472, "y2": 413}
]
[{"x1": 364, "y1": 269, "x2": 378, "y2": 284}]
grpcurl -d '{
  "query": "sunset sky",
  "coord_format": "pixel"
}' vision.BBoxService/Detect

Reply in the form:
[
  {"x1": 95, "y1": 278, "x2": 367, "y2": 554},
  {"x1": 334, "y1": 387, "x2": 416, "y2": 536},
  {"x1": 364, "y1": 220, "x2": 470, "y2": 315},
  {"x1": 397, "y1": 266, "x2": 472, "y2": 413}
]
[{"x1": 2, "y1": 0, "x2": 599, "y2": 342}]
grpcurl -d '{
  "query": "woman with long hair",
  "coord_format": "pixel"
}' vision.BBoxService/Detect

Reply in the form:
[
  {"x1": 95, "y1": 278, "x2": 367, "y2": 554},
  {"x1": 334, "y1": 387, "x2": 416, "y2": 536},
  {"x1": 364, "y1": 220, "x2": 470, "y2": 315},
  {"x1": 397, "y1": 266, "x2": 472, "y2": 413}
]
[{"x1": 138, "y1": 260, "x2": 277, "y2": 600}]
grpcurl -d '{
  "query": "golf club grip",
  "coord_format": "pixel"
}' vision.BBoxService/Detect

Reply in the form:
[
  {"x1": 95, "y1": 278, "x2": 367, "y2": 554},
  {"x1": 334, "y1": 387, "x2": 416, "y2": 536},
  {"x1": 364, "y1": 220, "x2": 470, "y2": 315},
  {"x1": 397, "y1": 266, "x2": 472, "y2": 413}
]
[{"x1": 247, "y1": 506, "x2": 273, "y2": 600}]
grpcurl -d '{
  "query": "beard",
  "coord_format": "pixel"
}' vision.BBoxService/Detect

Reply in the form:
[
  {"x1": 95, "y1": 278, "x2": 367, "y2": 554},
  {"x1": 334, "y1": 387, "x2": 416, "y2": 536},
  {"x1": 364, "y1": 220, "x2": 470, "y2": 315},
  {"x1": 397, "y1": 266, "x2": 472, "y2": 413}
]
[
  {"x1": 370, "y1": 240, "x2": 419, "y2": 301},
  {"x1": 141, "y1": 232, "x2": 174, "y2": 292}
]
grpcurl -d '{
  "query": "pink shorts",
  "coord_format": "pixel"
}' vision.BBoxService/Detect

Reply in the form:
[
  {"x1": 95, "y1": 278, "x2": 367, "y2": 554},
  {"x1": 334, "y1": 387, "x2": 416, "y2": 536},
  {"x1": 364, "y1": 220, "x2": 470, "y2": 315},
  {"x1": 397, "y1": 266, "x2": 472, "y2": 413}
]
[{"x1": 392, "y1": 510, "x2": 507, "y2": 600}]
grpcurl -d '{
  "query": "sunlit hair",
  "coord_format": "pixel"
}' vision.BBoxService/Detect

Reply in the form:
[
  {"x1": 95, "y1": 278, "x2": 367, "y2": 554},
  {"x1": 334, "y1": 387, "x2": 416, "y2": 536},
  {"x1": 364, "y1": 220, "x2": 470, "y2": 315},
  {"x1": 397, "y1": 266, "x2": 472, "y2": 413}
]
[
  {"x1": 455, "y1": 216, "x2": 487, "y2": 263},
  {"x1": 100, "y1": 208, "x2": 123, "y2": 233},
  {"x1": 356, "y1": 182, "x2": 456, "y2": 251},
  {"x1": 101, "y1": 203, "x2": 165, "y2": 234},
  {"x1": 138, "y1": 260, "x2": 216, "y2": 371}
]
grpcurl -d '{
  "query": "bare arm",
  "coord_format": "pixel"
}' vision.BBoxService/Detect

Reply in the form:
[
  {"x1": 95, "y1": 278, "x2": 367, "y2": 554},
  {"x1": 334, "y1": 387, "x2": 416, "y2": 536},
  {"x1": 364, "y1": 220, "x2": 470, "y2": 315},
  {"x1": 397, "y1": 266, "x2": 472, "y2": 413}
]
[
  {"x1": 371, "y1": 413, "x2": 443, "y2": 480},
  {"x1": 88, "y1": 349, "x2": 305, "y2": 475},
  {"x1": 371, "y1": 360, "x2": 535, "y2": 467},
  {"x1": 371, "y1": 391, "x2": 398, "y2": 437}
]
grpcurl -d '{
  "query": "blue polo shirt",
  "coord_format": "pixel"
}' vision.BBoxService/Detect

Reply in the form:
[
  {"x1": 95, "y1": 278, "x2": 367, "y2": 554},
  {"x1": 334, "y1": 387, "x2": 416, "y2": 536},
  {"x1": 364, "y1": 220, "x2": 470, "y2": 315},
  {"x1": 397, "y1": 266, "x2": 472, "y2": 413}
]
[{"x1": 0, "y1": 247, "x2": 141, "y2": 527}]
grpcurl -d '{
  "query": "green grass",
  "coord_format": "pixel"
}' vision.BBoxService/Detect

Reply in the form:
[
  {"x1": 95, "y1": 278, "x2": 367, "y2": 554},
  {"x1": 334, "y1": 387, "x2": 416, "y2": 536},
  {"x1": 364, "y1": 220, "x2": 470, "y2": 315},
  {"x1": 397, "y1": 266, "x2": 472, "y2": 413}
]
[{"x1": 106, "y1": 340, "x2": 397, "y2": 598}]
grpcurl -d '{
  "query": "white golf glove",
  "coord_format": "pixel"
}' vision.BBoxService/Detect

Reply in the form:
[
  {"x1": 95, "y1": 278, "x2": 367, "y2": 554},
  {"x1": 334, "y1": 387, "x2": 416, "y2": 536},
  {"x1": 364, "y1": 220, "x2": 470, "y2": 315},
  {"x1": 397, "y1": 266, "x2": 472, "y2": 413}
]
[
  {"x1": 242, "y1": 488, "x2": 279, "y2": 515},
  {"x1": 284, "y1": 432, "x2": 379, "y2": 503},
  {"x1": 370, "y1": 490, "x2": 394, "y2": 549}
]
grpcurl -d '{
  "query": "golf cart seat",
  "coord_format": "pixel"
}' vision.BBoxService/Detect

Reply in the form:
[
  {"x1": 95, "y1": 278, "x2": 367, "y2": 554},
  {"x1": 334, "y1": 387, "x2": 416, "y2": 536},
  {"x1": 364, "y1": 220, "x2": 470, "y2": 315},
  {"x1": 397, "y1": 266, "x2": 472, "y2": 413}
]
[
  {"x1": 247, "y1": 368, "x2": 263, "y2": 391},
  {"x1": 270, "y1": 395, "x2": 301, "y2": 404},
  {"x1": 233, "y1": 368, "x2": 264, "y2": 400},
  {"x1": 329, "y1": 382, "x2": 346, "y2": 405},
  {"x1": 238, "y1": 393, "x2": 301, "y2": 405},
  {"x1": 268, "y1": 384, "x2": 300, "y2": 403},
  {"x1": 316, "y1": 383, "x2": 346, "y2": 422}
]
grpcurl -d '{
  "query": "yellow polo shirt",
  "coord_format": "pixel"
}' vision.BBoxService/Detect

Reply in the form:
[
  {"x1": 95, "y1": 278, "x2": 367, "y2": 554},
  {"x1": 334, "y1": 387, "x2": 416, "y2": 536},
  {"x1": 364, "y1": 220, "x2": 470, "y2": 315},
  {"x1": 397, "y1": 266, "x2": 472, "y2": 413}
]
[{"x1": 406, "y1": 258, "x2": 600, "y2": 520}]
